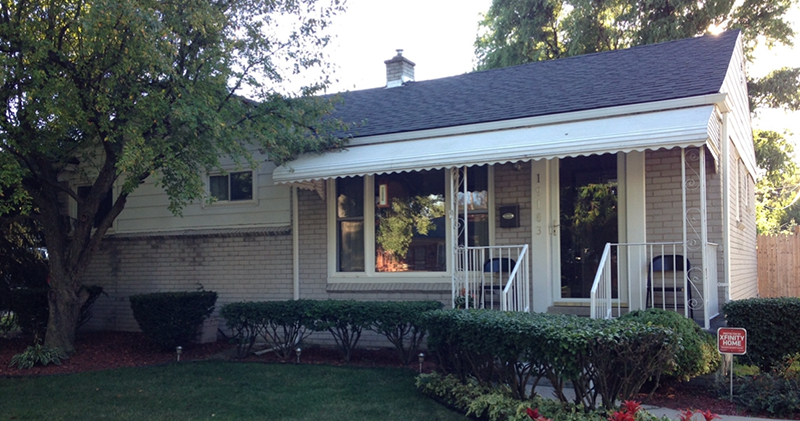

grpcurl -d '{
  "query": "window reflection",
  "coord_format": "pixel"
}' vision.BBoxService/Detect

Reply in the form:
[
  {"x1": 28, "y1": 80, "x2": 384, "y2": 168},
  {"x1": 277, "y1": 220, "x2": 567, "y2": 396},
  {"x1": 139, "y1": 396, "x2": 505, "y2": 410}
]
[
  {"x1": 337, "y1": 177, "x2": 364, "y2": 272},
  {"x1": 457, "y1": 166, "x2": 489, "y2": 247},
  {"x1": 375, "y1": 170, "x2": 446, "y2": 272}
]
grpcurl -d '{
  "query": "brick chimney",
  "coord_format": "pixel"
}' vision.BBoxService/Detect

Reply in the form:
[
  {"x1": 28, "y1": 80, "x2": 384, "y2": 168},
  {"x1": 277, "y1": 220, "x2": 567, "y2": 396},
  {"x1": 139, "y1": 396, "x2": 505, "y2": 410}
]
[{"x1": 384, "y1": 49, "x2": 415, "y2": 88}]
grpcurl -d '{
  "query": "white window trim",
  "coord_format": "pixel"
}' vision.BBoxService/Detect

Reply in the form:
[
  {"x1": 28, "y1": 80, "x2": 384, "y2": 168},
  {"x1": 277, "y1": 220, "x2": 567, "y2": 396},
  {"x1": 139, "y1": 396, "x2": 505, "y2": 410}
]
[
  {"x1": 70, "y1": 182, "x2": 117, "y2": 233},
  {"x1": 326, "y1": 168, "x2": 495, "y2": 283},
  {"x1": 205, "y1": 169, "x2": 258, "y2": 206}
]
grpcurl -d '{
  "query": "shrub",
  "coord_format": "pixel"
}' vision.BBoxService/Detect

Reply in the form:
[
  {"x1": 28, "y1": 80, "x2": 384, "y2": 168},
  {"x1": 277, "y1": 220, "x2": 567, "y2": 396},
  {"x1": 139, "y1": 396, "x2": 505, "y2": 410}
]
[
  {"x1": 129, "y1": 291, "x2": 217, "y2": 351},
  {"x1": 308, "y1": 300, "x2": 373, "y2": 362},
  {"x1": 220, "y1": 300, "x2": 315, "y2": 359},
  {"x1": 9, "y1": 288, "x2": 49, "y2": 336},
  {"x1": 368, "y1": 300, "x2": 442, "y2": 364},
  {"x1": 619, "y1": 308, "x2": 720, "y2": 380},
  {"x1": 7, "y1": 285, "x2": 107, "y2": 337},
  {"x1": 416, "y1": 372, "x2": 613, "y2": 421},
  {"x1": 9, "y1": 341, "x2": 68, "y2": 369},
  {"x1": 723, "y1": 297, "x2": 800, "y2": 372},
  {"x1": 422, "y1": 309, "x2": 677, "y2": 409},
  {"x1": 730, "y1": 372, "x2": 800, "y2": 417}
]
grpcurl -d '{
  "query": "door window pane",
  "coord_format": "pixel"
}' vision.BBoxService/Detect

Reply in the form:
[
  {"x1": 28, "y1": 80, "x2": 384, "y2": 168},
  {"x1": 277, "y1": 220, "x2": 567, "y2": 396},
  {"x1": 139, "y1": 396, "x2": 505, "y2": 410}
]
[{"x1": 559, "y1": 155, "x2": 618, "y2": 299}]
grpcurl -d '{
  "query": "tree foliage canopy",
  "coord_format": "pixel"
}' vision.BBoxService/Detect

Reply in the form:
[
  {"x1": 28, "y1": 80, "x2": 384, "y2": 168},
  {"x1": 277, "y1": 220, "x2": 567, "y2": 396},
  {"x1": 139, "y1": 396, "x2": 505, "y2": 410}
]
[
  {"x1": 0, "y1": 0, "x2": 346, "y2": 353},
  {"x1": 754, "y1": 129, "x2": 800, "y2": 232}
]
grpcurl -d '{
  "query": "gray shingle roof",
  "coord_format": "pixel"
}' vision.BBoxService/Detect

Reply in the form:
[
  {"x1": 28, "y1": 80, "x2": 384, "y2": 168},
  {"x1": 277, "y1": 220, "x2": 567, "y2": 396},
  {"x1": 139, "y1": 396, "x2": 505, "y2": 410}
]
[{"x1": 331, "y1": 30, "x2": 739, "y2": 138}]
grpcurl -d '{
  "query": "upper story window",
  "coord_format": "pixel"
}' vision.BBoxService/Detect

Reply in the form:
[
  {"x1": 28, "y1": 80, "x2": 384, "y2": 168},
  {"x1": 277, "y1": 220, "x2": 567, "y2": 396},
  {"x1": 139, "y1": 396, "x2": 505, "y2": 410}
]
[
  {"x1": 209, "y1": 171, "x2": 253, "y2": 202},
  {"x1": 77, "y1": 185, "x2": 113, "y2": 228}
]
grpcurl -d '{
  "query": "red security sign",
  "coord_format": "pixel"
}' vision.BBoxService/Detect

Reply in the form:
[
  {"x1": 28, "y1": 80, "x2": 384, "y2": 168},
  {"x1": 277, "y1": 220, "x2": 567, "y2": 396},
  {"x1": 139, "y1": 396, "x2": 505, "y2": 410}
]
[{"x1": 718, "y1": 327, "x2": 747, "y2": 355}]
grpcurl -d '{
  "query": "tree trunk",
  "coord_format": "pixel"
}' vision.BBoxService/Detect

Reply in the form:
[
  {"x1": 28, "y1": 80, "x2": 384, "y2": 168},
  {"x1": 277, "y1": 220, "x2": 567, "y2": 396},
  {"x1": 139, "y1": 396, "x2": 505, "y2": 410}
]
[{"x1": 44, "y1": 281, "x2": 88, "y2": 355}]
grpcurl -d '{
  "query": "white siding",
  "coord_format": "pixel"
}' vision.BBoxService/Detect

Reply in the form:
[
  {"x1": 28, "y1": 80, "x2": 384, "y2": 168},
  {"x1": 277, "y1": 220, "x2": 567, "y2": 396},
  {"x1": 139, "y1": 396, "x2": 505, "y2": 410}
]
[{"x1": 114, "y1": 160, "x2": 291, "y2": 234}]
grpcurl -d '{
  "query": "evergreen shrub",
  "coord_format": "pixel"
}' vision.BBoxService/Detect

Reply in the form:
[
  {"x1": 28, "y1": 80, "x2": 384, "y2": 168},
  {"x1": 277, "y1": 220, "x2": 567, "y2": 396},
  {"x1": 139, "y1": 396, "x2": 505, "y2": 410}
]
[{"x1": 129, "y1": 290, "x2": 217, "y2": 351}]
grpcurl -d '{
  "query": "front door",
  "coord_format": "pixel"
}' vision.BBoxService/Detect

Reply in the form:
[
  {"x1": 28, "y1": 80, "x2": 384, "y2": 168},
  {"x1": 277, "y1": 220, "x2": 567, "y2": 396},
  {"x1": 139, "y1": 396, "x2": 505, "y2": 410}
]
[{"x1": 558, "y1": 154, "x2": 618, "y2": 299}]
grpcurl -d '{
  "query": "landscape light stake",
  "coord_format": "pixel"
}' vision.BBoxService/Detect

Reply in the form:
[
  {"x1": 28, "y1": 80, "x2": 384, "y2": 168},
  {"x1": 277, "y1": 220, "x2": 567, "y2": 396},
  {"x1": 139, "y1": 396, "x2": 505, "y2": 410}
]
[
  {"x1": 296, "y1": 347, "x2": 302, "y2": 364},
  {"x1": 176, "y1": 346, "x2": 182, "y2": 362},
  {"x1": 418, "y1": 353, "x2": 425, "y2": 373}
]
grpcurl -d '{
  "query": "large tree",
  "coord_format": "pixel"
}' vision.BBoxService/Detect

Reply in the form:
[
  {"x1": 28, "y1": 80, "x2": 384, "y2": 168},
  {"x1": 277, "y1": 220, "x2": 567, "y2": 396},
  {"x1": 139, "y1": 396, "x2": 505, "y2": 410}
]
[
  {"x1": 475, "y1": 0, "x2": 800, "y2": 233},
  {"x1": 0, "y1": 0, "x2": 347, "y2": 354}
]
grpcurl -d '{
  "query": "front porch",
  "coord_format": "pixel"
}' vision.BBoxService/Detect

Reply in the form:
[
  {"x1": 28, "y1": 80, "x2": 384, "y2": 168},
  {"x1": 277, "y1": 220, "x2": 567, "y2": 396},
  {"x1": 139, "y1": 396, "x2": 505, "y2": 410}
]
[
  {"x1": 449, "y1": 147, "x2": 724, "y2": 330},
  {"x1": 452, "y1": 240, "x2": 720, "y2": 329}
]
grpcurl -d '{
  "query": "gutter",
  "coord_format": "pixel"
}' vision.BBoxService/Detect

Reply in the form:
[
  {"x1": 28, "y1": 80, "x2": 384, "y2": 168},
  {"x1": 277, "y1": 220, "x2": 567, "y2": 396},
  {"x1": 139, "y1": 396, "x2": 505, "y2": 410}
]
[{"x1": 720, "y1": 109, "x2": 732, "y2": 303}]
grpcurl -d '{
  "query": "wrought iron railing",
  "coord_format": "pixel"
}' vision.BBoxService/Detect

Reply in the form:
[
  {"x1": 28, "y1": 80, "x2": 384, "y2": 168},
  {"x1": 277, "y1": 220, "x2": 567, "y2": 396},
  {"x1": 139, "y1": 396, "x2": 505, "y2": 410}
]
[
  {"x1": 453, "y1": 245, "x2": 530, "y2": 312},
  {"x1": 590, "y1": 242, "x2": 719, "y2": 329}
]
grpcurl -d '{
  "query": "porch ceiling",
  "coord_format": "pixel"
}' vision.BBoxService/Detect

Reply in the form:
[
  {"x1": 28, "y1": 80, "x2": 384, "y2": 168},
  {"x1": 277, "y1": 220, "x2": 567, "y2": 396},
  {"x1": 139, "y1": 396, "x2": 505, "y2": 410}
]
[{"x1": 273, "y1": 105, "x2": 716, "y2": 184}]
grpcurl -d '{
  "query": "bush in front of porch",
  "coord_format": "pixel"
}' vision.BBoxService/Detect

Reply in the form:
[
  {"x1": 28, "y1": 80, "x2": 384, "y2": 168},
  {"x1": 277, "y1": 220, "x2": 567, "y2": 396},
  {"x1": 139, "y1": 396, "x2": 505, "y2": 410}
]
[
  {"x1": 421, "y1": 309, "x2": 678, "y2": 410},
  {"x1": 619, "y1": 309, "x2": 720, "y2": 381}
]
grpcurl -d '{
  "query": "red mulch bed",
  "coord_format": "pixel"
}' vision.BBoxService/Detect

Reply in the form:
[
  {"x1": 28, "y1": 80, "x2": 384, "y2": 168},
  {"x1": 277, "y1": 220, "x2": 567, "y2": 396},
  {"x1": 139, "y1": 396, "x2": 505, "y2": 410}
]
[{"x1": 0, "y1": 332, "x2": 791, "y2": 419}]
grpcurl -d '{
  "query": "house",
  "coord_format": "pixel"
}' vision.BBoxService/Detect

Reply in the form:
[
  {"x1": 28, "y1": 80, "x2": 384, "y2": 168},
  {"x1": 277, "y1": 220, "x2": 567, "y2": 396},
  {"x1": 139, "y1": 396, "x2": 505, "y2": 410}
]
[{"x1": 82, "y1": 30, "x2": 756, "y2": 335}]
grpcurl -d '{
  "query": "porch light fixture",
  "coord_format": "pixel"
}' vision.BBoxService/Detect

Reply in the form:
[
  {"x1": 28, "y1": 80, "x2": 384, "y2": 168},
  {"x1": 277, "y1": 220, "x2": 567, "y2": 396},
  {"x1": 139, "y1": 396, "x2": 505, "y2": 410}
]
[
  {"x1": 296, "y1": 347, "x2": 302, "y2": 364},
  {"x1": 418, "y1": 353, "x2": 425, "y2": 373},
  {"x1": 176, "y1": 346, "x2": 182, "y2": 362}
]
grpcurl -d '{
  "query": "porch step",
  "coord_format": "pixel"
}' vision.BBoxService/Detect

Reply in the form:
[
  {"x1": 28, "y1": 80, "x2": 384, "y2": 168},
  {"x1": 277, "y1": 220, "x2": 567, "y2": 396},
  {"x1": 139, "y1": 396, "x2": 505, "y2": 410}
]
[{"x1": 547, "y1": 306, "x2": 591, "y2": 317}]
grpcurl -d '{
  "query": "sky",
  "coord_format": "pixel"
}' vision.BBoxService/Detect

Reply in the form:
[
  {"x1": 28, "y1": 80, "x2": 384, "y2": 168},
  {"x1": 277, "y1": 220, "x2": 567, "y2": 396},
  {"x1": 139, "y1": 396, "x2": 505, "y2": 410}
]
[{"x1": 320, "y1": 0, "x2": 800, "y2": 148}]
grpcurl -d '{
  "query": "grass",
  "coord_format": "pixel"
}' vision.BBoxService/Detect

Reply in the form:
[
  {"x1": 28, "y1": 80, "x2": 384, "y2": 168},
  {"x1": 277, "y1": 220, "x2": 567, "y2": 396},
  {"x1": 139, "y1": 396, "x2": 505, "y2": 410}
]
[{"x1": 0, "y1": 361, "x2": 467, "y2": 421}]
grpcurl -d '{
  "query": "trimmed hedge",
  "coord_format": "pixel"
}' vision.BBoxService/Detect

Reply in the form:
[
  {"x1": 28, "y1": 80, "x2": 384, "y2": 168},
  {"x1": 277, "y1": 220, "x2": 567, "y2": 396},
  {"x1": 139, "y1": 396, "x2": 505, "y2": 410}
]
[
  {"x1": 308, "y1": 300, "x2": 373, "y2": 362},
  {"x1": 220, "y1": 299, "x2": 442, "y2": 363},
  {"x1": 422, "y1": 309, "x2": 678, "y2": 410},
  {"x1": 723, "y1": 297, "x2": 800, "y2": 372},
  {"x1": 129, "y1": 291, "x2": 217, "y2": 351},
  {"x1": 619, "y1": 308, "x2": 720, "y2": 380},
  {"x1": 369, "y1": 300, "x2": 442, "y2": 364},
  {"x1": 220, "y1": 299, "x2": 316, "y2": 360}
]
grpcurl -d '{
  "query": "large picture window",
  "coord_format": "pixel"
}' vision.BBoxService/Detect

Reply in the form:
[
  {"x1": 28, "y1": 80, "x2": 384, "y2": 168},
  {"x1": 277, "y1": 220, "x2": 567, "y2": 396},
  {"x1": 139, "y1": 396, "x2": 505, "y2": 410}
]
[
  {"x1": 209, "y1": 171, "x2": 253, "y2": 202},
  {"x1": 374, "y1": 170, "x2": 446, "y2": 272},
  {"x1": 332, "y1": 167, "x2": 490, "y2": 275}
]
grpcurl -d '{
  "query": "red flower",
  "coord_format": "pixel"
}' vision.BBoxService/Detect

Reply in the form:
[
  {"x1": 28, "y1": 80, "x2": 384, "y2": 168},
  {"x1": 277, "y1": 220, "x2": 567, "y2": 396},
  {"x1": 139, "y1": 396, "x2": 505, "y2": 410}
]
[
  {"x1": 526, "y1": 408, "x2": 540, "y2": 420},
  {"x1": 678, "y1": 408, "x2": 696, "y2": 421},
  {"x1": 608, "y1": 411, "x2": 635, "y2": 421},
  {"x1": 622, "y1": 400, "x2": 642, "y2": 415},
  {"x1": 698, "y1": 409, "x2": 719, "y2": 421}
]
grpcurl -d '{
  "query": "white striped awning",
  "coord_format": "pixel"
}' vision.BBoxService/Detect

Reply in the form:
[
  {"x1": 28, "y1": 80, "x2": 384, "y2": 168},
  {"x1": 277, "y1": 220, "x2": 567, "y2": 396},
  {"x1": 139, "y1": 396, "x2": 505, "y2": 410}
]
[{"x1": 273, "y1": 106, "x2": 716, "y2": 184}]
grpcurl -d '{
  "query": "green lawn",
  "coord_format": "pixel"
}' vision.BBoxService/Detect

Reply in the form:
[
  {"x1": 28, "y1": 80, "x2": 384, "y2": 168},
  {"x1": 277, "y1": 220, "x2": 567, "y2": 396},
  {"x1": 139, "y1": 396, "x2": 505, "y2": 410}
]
[{"x1": 0, "y1": 361, "x2": 467, "y2": 421}]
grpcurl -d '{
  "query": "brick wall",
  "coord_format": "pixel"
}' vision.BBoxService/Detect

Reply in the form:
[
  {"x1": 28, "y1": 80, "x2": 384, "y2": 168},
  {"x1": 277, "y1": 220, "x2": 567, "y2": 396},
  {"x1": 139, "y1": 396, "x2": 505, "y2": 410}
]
[
  {"x1": 82, "y1": 230, "x2": 294, "y2": 332},
  {"x1": 494, "y1": 162, "x2": 532, "y2": 246}
]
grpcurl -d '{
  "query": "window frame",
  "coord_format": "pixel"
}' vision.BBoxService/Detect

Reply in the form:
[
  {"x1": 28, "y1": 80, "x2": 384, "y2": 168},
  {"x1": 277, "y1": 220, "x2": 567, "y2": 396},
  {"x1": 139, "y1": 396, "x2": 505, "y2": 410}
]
[
  {"x1": 207, "y1": 170, "x2": 256, "y2": 205},
  {"x1": 71, "y1": 183, "x2": 116, "y2": 232},
  {"x1": 326, "y1": 168, "x2": 494, "y2": 282}
]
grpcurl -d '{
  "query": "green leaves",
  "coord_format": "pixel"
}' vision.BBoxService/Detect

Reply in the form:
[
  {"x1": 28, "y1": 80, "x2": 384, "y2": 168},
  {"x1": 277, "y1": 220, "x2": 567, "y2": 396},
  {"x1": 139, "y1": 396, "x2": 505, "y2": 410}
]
[
  {"x1": 9, "y1": 342, "x2": 68, "y2": 369},
  {"x1": 723, "y1": 297, "x2": 800, "y2": 373},
  {"x1": 422, "y1": 309, "x2": 678, "y2": 409}
]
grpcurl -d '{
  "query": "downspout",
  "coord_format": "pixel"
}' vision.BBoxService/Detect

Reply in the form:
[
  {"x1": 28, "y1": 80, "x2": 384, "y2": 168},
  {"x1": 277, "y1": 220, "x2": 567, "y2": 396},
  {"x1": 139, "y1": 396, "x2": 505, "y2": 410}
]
[
  {"x1": 292, "y1": 186, "x2": 300, "y2": 300},
  {"x1": 720, "y1": 110, "x2": 732, "y2": 303}
]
